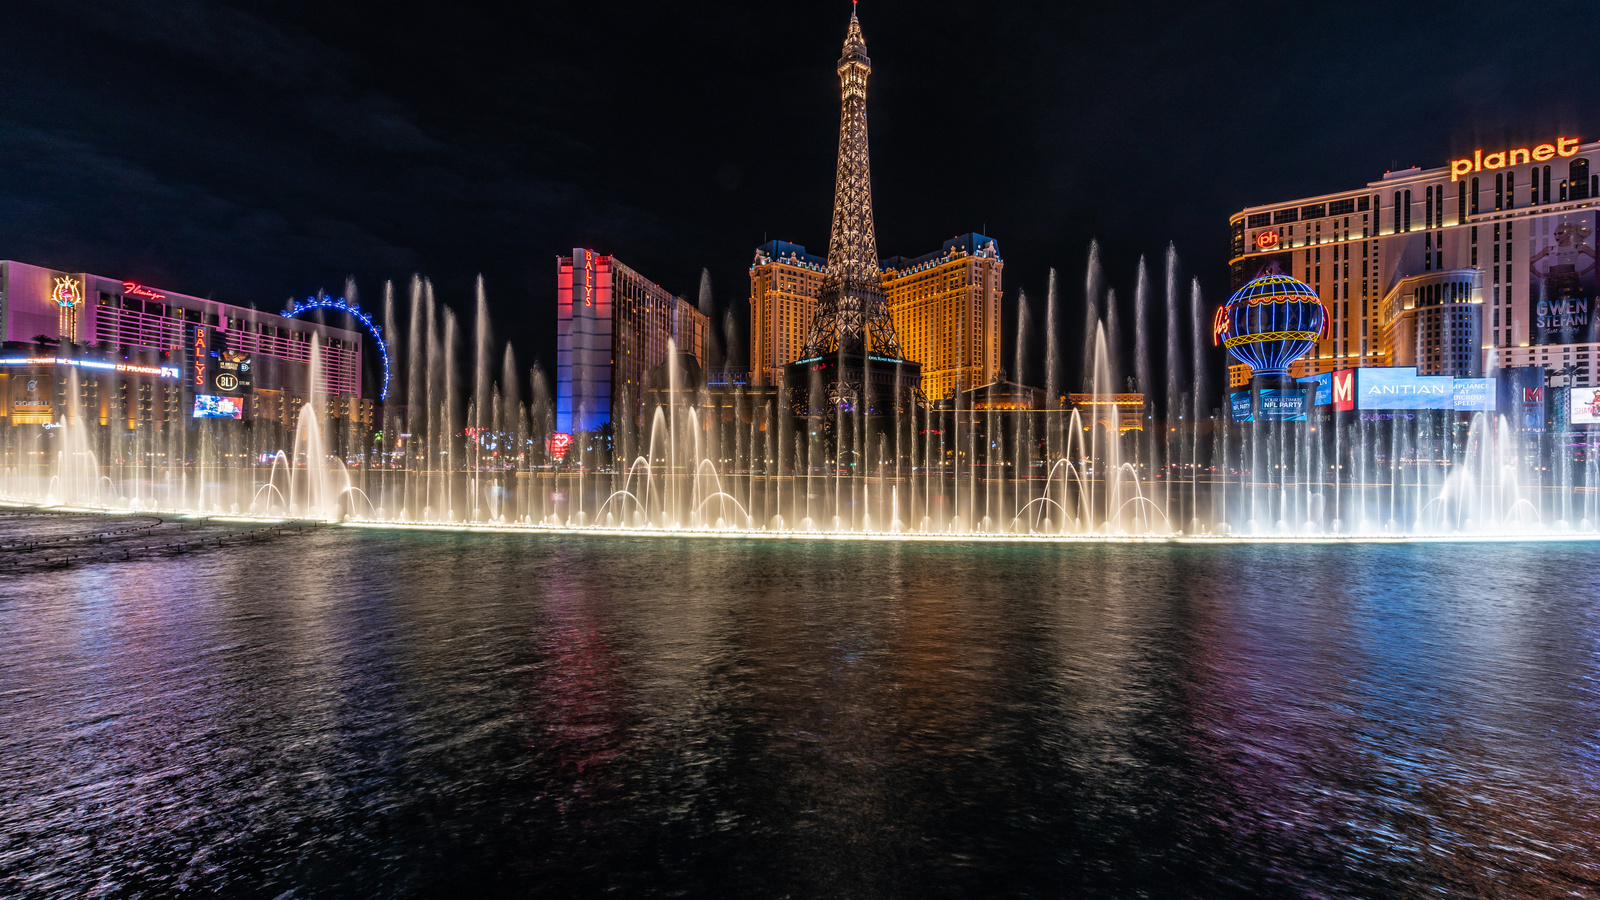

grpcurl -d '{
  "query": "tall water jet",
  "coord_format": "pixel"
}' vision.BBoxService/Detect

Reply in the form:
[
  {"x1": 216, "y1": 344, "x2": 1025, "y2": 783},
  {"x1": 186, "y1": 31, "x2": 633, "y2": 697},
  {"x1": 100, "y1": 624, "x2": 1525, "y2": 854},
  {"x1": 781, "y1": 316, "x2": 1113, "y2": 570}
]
[{"x1": 1082, "y1": 241, "x2": 1102, "y2": 391}]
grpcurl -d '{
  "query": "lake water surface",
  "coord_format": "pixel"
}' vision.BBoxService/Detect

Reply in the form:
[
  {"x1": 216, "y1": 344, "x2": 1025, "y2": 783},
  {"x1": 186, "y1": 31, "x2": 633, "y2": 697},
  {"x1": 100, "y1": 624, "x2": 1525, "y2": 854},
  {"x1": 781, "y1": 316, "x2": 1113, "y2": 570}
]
[{"x1": 2, "y1": 515, "x2": 1598, "y2": 897}]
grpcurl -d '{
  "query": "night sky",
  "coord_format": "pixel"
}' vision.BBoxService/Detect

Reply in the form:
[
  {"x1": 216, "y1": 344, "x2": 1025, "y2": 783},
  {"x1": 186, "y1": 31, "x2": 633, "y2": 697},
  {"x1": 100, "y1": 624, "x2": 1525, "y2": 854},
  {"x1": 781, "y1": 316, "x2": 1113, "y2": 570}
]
[{"x1": 4, "y1": 0, "x2": 1596, "y2": 386}]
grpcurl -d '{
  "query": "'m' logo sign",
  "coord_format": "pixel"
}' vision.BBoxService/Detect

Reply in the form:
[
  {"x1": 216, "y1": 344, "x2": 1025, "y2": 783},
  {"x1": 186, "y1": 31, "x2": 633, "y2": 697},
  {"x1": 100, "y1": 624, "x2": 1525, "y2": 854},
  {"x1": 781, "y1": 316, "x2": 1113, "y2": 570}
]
[
  {"x1": 1525, "y1": 387, "x2": 1544, "y2": 403},
  {"x1": 1332, "y1": 371, "x2": 1355, "y2": 411}
]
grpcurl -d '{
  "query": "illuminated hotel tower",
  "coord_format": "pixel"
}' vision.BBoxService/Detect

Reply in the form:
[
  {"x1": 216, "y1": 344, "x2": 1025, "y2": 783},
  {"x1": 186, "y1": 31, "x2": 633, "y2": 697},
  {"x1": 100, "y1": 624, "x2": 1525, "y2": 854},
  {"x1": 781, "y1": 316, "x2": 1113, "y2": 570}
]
[
  {"x1": 555, "y1": 249, "x2": 708, "y2": 433},
  {"x1": 752, "y1": 237, "x2": 1002, "y2": 399},
  {"x1": 750, "y1": 10, "x2": 1001, "y2": 399},
  {"x1": 1230, "y1": 135, "x2": 1600, "y2": 388}
]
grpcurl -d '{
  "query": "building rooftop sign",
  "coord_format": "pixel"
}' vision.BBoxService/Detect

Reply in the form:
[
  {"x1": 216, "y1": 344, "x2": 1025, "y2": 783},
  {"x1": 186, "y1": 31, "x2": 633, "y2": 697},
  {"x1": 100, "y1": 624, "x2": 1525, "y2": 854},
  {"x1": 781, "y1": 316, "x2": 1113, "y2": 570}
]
[{"x1": 1450, "y1": 136, "x2": 1580, "y2": 181}]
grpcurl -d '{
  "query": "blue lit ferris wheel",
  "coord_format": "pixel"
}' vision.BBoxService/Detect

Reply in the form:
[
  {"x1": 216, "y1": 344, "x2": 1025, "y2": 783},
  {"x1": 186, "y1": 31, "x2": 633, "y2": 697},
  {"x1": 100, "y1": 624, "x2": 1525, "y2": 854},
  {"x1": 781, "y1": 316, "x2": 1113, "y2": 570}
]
[
  {"x1": 1213, "y1": 273, "x2": 1328, "y2": 378},
  {"x1": 284, "y1": 295, "x2": 392, "y2": 401}
]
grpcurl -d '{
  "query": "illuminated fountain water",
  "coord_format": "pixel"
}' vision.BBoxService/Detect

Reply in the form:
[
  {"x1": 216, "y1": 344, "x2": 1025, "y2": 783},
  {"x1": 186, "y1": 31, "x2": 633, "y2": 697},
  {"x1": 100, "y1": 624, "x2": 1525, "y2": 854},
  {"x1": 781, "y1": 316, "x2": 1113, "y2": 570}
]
[{"x1": 1, "y1": 247, "x2": 1595, "y2": 540}]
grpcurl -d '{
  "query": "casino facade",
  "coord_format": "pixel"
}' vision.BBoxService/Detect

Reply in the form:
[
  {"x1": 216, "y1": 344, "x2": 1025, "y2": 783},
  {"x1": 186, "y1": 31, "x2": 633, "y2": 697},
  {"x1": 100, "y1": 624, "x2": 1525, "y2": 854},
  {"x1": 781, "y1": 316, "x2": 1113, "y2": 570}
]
[
  {"x1": 0, "y1": 259, "x2": 368, "y2": 430},
  {"x1": 1229, "y1": 134, "x2": 1600, "y2": 388}
]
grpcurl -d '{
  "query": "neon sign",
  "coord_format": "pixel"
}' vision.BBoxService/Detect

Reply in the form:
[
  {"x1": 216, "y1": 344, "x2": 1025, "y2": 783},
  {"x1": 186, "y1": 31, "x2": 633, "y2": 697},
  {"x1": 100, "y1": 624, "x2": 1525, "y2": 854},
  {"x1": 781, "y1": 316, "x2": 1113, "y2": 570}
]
[
  {"x1": 51, "y1": 276, "x2": 81, "y2": 308},
  {"x1": 547, "y1": 432, "x2": 574, "y2": 460},
  {"x1": 583, "y1": 250, "x2": 595, "y2": 307},
  {"x1": 193, "y1": 325, "x2": 209, "y2": 388},
  {"x1": 121, "y1": 282, "x2": 167, "y2": 300},
  {"x1": 0, "y1": 357, "x2": 180, "y2": 378},
  {"x1": 1451, "y1": 136, "x2": 1579, "y2": 181},
  {"x1": 1254, "y1": 230, "x2": 1280, "y2": 250}
]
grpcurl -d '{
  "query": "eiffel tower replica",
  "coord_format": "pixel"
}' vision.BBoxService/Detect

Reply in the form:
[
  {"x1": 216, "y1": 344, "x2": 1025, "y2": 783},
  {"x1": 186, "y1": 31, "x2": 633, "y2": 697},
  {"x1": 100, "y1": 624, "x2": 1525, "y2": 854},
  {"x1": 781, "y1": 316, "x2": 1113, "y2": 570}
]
[{"x1": 785, "y1": 7, "x2": 923, "y2": 421}]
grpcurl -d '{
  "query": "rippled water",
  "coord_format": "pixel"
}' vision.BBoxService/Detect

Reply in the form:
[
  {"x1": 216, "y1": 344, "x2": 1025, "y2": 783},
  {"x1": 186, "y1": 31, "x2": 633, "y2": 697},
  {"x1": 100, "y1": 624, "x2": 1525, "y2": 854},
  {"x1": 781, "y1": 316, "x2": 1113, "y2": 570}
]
[{"x1": 2, "y1": 515, "x2": 1599, "y2": 898}]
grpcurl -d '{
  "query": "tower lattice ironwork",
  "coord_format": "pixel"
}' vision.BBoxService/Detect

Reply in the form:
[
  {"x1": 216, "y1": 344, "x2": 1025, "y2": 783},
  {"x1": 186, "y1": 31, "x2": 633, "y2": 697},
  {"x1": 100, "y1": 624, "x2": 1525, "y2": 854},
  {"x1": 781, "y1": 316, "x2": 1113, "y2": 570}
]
[{"x1": 802, "y1": 10, "x2": 906, "y2": 360}]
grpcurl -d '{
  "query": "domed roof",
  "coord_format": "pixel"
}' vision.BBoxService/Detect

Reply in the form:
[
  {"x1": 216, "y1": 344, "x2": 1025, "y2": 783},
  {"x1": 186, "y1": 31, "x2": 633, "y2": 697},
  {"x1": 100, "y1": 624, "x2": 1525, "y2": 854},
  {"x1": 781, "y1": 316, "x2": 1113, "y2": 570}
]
[
  {"x1": 1225, "y1": 273, "x2": 1322, "y2": 308},
  {"x1": 1214, "y1": 273, "x2": 1327, "y2": 377}
]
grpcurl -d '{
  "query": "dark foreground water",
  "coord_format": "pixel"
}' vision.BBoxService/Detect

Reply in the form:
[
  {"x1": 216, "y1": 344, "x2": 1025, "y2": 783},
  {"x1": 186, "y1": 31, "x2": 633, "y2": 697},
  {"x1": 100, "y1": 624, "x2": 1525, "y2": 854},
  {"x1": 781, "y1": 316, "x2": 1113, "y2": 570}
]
[{"x1": 2, "y1": 515, "x2": 1599, "y2": 898}]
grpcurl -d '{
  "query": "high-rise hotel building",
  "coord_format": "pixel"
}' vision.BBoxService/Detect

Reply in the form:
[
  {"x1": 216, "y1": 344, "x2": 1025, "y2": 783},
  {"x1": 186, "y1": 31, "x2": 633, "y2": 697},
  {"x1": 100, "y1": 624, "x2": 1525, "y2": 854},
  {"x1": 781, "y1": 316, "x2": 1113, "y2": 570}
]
[
  {"x1": 749, "y1": 233, "x2": 1002, "y2": 400},
  {"x1": 555, "y1": 249, "x2": 708, "y2": 434},
  {"x1": 1229, "y1": 135, "x2": 1600, "y2": 388},
  {"x1": 0, "y1": 259, "x2": 364, "y2": 429}
]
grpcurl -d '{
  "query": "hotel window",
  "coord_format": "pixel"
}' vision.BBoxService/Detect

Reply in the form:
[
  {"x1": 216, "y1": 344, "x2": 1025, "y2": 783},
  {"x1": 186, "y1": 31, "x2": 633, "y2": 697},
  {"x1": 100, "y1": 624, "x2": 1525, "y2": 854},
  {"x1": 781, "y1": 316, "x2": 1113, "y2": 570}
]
[
  {"x1": 1572, "y1": 158, "x2": 1591, "y2": 200},
  {"x1": 1495, "y1": 174, "x2": 1504, "y2": 210},
  {"x1": 1506, "y1": 171, "x2": 1515, "y2": 208},
  {"x1": 1359, "y1": 195, "x2": 1371, "y2": 211},
  {"x1": 1425, "y1": 186, "x2": 1434, "y2": 228},
  {"x1": 1543, "y1": 166, "x2": 1552, "y2": 202},
  {"x1": 1471, "y1": 177, "x2": 1480, "y2": 214},
  {"x1": 1457, "y1": 182, "x2": 1467, "y2": 222}
]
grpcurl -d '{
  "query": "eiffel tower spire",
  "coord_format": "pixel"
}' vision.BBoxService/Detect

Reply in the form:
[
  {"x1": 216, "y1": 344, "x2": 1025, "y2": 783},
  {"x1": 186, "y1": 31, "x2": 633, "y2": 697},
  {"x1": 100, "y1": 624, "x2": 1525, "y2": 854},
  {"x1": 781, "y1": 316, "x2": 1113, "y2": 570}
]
[{"x1": 803, "y1": 7, "x2": 905, "y2": 359}]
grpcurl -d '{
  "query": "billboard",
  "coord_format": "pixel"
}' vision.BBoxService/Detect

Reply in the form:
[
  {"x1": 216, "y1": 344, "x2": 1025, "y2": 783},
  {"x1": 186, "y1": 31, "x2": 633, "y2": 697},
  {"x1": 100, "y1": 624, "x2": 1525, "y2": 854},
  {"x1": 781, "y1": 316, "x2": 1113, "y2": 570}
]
[
  {"x1": 1355, "y1": 367, "x2": 1455, "y2": 410},
  {"x1": 1298, "y1": 372, "x2": 1332, "y2": 407},
  {"x1": 214, "y1": 349, "x2": 253, "y2": 394},
  {"x1": 1229, "y1": 391, "x2": 1253, "y2": 422},
  {"x1": 9, "y1": 375, "x2": 53, "y2": 425},
  {"x1": 1257, "y1": 387, "x2": 1308, "y2": 421},
  {"x1": 193, "y1": 394, "x2": 245, "y2": 419},
  {"x1": 1496, "y1": 366, "x2": 1547, "y2": 433},
  {"x1": 1453, "y1": 378, "x2": 1497, "y2": 412},
  {"x1": 1529, "y1": 210, "x2": 1600, "y2": 345},
  {"x1": 1573, "y1": 388, "x2": 1600, "y2": 425}
]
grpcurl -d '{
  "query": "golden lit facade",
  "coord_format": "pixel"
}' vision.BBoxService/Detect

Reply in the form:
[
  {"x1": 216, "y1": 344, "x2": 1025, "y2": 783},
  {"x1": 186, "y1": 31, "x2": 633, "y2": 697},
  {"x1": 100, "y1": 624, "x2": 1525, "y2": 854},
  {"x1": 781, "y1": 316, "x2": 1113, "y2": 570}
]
[
  {"x1": 749, "y1": 233, "x2": 1002, "y2": 398},
  {"x1": 749, "y1": 241, "x2": 827, "y2": 386},
  {"x1": 882, "y1": 234, "x2": 1002, "y2": 401},
  {"x1": 1230, "y1": 134, "x2": 1600, "y2": 387},
  {"x1": 1068, "y1": 393, "x2": 1146, "y2": 433}
]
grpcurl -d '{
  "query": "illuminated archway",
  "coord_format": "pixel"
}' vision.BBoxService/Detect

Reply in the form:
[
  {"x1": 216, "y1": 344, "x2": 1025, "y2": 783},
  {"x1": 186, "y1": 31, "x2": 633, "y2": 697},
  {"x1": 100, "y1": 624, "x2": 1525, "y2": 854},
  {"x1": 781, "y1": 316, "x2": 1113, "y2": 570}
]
[{"x1": 284, "y1": 296, "x2": 392, "y2": 401}]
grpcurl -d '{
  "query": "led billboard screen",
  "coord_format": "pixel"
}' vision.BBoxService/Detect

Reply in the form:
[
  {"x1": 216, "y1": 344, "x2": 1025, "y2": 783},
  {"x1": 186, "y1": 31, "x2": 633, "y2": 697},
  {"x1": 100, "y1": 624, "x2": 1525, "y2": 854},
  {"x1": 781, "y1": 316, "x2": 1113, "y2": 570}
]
[
  {"x1": 1355, "y1": 368, "x2": 1455, "y2": 410},
  {"x1": 215, "y1": 349, "x2": 254, "y2": 394},
  {"x1": 1452, "y1": 378, "x2": 1497, "y2": 412},
  {"x1": 193, "y1": 394, "x2": 245, "y2": 419},
  {"x1": 1229, "y1": 391, "x2": 1253, "y2": 422},
  {"x1": 1530, "y1": 210, "x2": 1600, "y2": 345},
  {"x1": 1298, "y1": 372, "x2": 1332, "y2": 407},
  {"x1": 1572, "y1": 388, "x2": 1600, "y2": 425},
  {"x1": 1257, "y1": 388, "x2": 1308, "y2": 421},
  {"x1": 1496, "y1": 366, "x2": 1547, "y2": 433}
]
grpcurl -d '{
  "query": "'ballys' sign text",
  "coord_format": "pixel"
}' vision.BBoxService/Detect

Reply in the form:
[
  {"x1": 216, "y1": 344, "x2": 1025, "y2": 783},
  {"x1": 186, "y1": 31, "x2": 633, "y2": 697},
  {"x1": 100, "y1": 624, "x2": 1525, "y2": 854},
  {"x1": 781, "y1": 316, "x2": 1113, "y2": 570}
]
[{"x1": 1451, "y1": 137, "x2": 1580, "y2": 181}]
